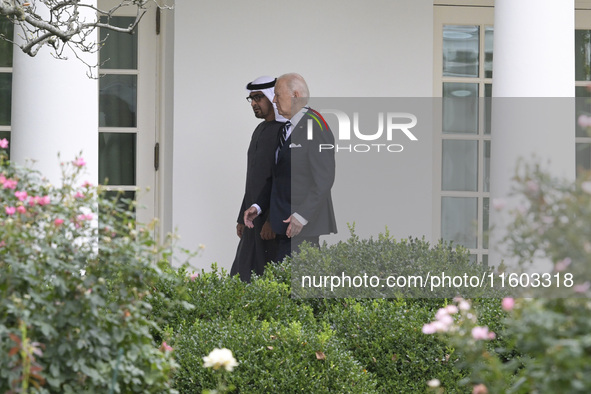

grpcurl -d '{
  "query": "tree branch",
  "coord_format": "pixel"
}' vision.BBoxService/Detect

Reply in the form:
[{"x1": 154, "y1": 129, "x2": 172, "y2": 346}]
[{"x1": 0, "y1": 0, "x2": 172, "y2": 71}]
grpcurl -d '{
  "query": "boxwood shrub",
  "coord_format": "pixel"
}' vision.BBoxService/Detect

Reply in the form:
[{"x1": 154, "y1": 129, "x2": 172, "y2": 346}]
[
  {"x1": 322, "y1": 298, "x2": 469, "y2": 393},
  {"x1": 291, "y1": 231, "x2": 500, "y2": 299},
  {"x1": 149, "y1": 263, "x2": 316, "y2": 340},
  {"x1": 172, "y1": 318, "x2": 378, "y2": 393},
  {"x1": 148, "y1": 233, "x2": 507, "y2": 393}
]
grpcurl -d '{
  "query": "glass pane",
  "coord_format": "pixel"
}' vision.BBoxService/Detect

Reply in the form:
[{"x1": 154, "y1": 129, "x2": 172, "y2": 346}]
[
  {"x1": 99, "y1": 17, "x2": 138, "y2": 70},
  {"x1": 99, "y1": 133, "x2": 136, "y2": 185},
  {"x1": 484, "y1": 27, "x2": 493, "y2": 78},
  {"x1": 484, "y1": 84, "x2": 492, "y2": 135},
  {"x1": 99, "y1": 190, "x2": 136, "y2": 232},
  {"x1": 482, "y1": 254, "x2": 488, "y2": 268},
  {"x1": 576, "y1": 143, "x2": 591, "y2": 174},
  {"x1": 0, "y1": 73, "x2": 11, "y2": 126},
  {"x1": 443, "y1": 83, "x2": 479, "y2": 134},
  {"x1": 103, "y1": 190, "x2": 136, "y2": 213},
  {"x1": 576, "y1": 87, "x2": 591, "y2": 138},
  {"x1": 483, "y1": 197, "x2": 489, "y2": 249},
  {"x1": 0, "y1": 19, "x2": 14, "y2": 68},
  {"x1": 443, "y1": 25, "x2": 479, "y2": 77},
  {"x1": 575, "y1": 30, "x2": 591, "y2": 81},
  {"x1": 99, "y1": 74, "x2": 137, "y2": 127},
  {"x1": 442, "y1": 197, "x2": 478, "y2": 249},
  {"x1": 484, "y1": 140, "x2": 491, "y2": 192},
  {"x1": 442, "y1": 140, "x2": 478, "y2": 191}
]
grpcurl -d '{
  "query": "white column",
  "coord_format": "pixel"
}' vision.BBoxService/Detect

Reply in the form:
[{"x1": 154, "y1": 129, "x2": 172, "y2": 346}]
[
  {"x1": 11, "y1": 3, "x2": 98, "y2": 187},
  {"x1": 489, "y1": 0, "x2": 575, "y2": 267}
]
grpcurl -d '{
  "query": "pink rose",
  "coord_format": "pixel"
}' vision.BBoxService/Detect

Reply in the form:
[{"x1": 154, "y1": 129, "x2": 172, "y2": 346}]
[
  {"x1": 501, "y1": 297, "x2": 514, "y2": 311},
  {"x1": 38, "y1": 195, "x2": 50, "y2": 206},
  {"x1": 471, "y1": 326, "x2": 494, "y2": 340},
  {"x1": 76, "y1": 213, "x2": 94, "y2": 222},
  {"x1": 14, "y1": 191, "x2": 28, "y2": 201},
  {"x1": 472, "y1": 383, "x2": 488, "y2": 394},
  {"x1": 573, "y1": 281, "x2": 591, "y2": 293},
  {"x1": 73, "y1": 157, "x2": 86, "y2": 167},
  {"x1": 492, "y1": 198, "x2": 506, "y2": 211},
  {"x1": 578, "y1": 114, "x2": 591, "y2": 128},
  {"x1": 3, "y1": 179, "x2": 17, "y2": 189},
  {"x1": 555, "y1": 257, "x2": 572, "y2": 272},
  {"x1": 422, "y1": 323, "x2": 436, "y2": 334},
  {"x1": 160, "y1": 341, "x2": 173, "y2": 352}
]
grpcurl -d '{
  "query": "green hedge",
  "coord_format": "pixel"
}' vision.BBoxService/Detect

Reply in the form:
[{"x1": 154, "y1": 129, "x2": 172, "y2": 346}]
[
  {"x1": 324, "y1": 298, "x2": 468, "y2": 393},
  {"x1": 149, "y1": 235, "x2": 506, "y2": 393},
  {"x1": 290, "y1": 232, "x2": 499, "y2": 299},
  {"x1": 173, "y1": 318, "x2": 377, "y2": 393}
]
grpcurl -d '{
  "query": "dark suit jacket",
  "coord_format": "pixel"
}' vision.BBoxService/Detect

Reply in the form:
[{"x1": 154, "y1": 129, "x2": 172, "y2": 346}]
[
  {"x1": 258, "y1": 108, "x2": 337, "y2": 237},
  {"x1": 237, "y1": 120, "x2": 283, "y2": 225}
]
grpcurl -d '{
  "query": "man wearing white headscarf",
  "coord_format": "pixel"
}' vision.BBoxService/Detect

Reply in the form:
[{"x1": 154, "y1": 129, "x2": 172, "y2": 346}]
[
  {"x1": 244, "y1": 73, "x2": 337, "y2": 261},
  {"x1": 230, "y1": 76, "x2": 286, "y2": 282}
]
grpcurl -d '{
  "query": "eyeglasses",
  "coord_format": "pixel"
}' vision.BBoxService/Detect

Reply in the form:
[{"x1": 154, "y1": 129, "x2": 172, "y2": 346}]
[{"x1": 246, "y1": 94, "x2": 265, "y2": 103}]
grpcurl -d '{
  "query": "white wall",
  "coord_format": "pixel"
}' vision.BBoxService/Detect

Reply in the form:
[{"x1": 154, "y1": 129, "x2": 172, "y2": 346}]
[{"x1": 173, "y1": 0, "x2": 434, "y2": 270}]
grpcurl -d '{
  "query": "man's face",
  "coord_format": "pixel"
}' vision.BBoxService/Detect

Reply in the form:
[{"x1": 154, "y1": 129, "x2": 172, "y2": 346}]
[
  {"x1": 248, "y1": 91, "x2": 274, "y2": 120},
  {"x1": 273, "y1": 79, "x2": 293, "y2": 119}
]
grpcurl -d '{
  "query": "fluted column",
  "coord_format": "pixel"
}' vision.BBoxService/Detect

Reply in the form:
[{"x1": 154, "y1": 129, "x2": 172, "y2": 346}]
[
  {"x1": 489, "y1": 0, "x2": 575, "y2": 267},
  {"x1": 11, "y1": 2, "x2": 98, "y2": 186}
]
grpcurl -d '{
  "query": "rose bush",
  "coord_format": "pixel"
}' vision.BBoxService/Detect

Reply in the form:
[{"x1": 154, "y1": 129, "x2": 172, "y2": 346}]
[
  {"x1": 423, "y1": 166, "x2": 591, "y2": 393},
  {"x1": 0, "y1": 141, "x2": 181, "y2": 393}
]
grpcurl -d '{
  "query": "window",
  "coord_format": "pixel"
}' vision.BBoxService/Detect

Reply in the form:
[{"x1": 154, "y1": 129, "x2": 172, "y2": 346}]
[
  {"x1": 575, "y1": 9, "x2": 591, "y2": 174},
  {"x1": 0, "y1": 19, "x2": 13, "y2": 156},
  {"x1": 98, "y1": 16, "x2": 139, "y2": 206},
  {"x1": 434, "y1": 6, "x2": 494, "y2": 265},
  {"x1": 436, "y1": 4, "x2": 591, "y2": 264},
  {"x1": 97, "y1": 4, "x2": 158, "y2": 226}
]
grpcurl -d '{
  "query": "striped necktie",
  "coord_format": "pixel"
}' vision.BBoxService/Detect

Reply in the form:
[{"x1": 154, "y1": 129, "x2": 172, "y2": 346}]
[{"x1": 278, "y1": 121, "x2": 291, "y2": 151}]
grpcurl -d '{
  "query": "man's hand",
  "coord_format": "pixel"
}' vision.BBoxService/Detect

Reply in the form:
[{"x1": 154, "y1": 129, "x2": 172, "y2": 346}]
[
  {"x1": 244, "y1": 206, "x2": 259, "y2": 228},
  {"x1": 236, "y1": 223, "x2": 245, "y2": 238},
  {"x1": 283, "y1": 215, "x2": 303, "y2": 238},
  {"x1": 260, "y1": 221, "x2": 276, "y2": 240}
]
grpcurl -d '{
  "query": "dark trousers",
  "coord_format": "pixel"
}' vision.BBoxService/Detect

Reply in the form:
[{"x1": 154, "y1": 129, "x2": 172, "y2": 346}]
[{"x1": 275, "y1": 234, "x2": 319, "y2": 262}]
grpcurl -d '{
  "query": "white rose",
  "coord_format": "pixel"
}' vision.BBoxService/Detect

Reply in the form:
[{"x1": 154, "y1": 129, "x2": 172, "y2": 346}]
[{"x1": 203, "y1": 348, "x2": 239, "y2": 372}]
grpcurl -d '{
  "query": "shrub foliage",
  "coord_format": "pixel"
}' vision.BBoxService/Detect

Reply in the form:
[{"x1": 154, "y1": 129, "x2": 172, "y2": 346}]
[
  {"x1": 151, "y1": 236, "x2": 498, "y2": 393},
  {"x1": 0, "y1": 147, "x2": 178, "y2": 393}
]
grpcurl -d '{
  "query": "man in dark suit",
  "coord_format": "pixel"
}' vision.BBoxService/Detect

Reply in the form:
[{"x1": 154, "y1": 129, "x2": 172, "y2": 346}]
[
  {"x1": 244, "y1": 73, "x2": 337, "y2": 261},
  {"x1": 230, "y1": 76, "x2": 285, "y2": 282}
]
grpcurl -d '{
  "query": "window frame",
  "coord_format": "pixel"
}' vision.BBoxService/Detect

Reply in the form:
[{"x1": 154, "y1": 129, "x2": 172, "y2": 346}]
[{"x1": 433, "y1": 4, "x2": 494, "y2": 264}]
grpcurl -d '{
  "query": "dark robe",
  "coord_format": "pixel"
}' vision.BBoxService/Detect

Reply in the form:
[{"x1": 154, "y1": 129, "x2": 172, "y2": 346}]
[{"x1": 230, "y1": 120, "x2": 283, "y2": 282}]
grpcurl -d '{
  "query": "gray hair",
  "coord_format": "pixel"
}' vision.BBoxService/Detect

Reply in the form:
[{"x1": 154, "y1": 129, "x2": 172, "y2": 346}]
[{"x1": 278, "y1": 73, "x2": 309, "y2": 105}]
